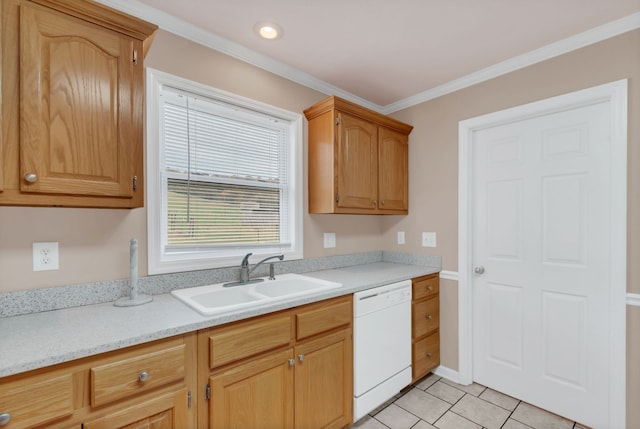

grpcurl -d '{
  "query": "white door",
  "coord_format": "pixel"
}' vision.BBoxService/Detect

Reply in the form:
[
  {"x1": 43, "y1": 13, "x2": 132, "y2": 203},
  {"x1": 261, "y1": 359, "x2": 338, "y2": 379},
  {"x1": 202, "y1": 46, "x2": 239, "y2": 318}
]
[{"x1": 471, "y1": 100, "x2": 613, "y2": 427}]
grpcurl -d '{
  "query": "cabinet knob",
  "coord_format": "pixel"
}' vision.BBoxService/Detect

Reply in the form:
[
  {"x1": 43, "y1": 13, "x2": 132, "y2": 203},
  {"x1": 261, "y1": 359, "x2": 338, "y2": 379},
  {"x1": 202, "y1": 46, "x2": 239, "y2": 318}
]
[
  {"x1": 298, "y1": 354, "x2": 305, "y2": 362},
  {"x1": 0, "y1": 413, "x2": 11, "y2": 426},
  {"x1": 474, "y1": 266, "x2": 485, "y2": 275},
  {"x1": 381, "y1": 200, "x2": 385, "y2": 206},
  {"x1": 288, "y1": 358, "x2": 295, "y2": 367},
  {"x1": 24, "y1": 173, "x2": 38, "y2": 183},
  {"x1": 427, "y1": 352, "x2": 433, "y2": 358},
  {"x1": 426, "y1": 314, "x2": 433, "y2": 320},
  {"x1": 138, "y1": 371, "x2": 150, "y2": 382},
  {"x1": 372, "y1": 200, "x2": 377, "y2": 206},
  {"x1": 427, "y1": 286, "x2": 433, "y2": 291}
]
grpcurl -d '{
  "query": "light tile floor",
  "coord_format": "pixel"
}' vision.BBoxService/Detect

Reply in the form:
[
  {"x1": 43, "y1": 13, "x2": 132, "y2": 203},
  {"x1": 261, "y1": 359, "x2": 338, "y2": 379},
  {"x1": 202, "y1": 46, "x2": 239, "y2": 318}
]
[{"x1": 351, "y1": 374, "x2": 591, "y2": 429}]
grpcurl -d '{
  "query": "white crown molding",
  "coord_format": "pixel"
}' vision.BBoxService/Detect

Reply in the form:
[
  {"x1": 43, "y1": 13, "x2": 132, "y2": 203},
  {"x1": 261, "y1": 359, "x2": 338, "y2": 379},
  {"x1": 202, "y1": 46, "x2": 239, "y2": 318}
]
[
  {"x1": 93, "y1": 0, "x2": 384, "y2": 112},
  {"x1": 381, "y1": 12, "x2": 640, "y2": 114},
  {"x1": 95, "y1": 0, "x2": 639, "y2": 115}
]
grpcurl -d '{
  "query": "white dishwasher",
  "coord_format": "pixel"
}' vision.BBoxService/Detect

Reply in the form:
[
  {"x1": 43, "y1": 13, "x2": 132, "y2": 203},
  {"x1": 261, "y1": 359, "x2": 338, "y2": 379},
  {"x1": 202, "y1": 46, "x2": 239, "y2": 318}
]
[{"x1": 353, "y1": 280, "x2": 412, "y2": 421}]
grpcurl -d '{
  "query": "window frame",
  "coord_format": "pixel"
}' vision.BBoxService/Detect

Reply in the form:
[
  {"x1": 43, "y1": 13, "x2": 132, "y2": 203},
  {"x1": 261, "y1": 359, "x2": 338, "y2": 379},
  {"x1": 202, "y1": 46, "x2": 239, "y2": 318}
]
[{"x1": 146, "y1": 68, "x2": 303, "y2": 275}]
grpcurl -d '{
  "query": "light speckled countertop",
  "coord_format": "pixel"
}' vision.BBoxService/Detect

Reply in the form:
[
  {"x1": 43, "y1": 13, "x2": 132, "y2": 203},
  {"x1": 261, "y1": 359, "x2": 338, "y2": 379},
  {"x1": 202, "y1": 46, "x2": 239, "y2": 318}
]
[{"x1": 0, "y1": 262, "x2": 438, "y2": 378}]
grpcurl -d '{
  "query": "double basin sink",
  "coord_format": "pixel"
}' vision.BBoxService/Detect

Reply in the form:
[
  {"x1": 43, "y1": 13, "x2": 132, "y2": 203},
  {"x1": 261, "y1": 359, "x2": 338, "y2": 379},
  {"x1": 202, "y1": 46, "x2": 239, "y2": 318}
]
[{"x1": 171, "y1": 273, "x2": 342, "y2": 316}]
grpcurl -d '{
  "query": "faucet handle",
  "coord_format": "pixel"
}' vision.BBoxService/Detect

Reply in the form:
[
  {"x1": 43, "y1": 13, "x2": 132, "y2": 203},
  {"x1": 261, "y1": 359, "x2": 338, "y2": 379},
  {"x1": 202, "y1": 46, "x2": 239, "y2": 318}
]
[{"x1": 241, "y1": 253, "x2": 252, "y2": 266}]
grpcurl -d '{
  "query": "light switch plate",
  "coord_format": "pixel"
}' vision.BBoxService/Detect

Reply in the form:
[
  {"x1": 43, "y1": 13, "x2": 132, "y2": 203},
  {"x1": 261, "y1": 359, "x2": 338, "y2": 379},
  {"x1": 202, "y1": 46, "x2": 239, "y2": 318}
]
[
  {"x1": 33, "y1": 242, "x2": 59, "y2": 271},
  {"x1": 422, "y1": 232, "x2": 437, "y2": 248},
  {"x1": 323, "y1": 232, "x2": 336, "y2": 248},
  {"x1": 397, "y1": 231, "x2": 405, "y2": 245}
]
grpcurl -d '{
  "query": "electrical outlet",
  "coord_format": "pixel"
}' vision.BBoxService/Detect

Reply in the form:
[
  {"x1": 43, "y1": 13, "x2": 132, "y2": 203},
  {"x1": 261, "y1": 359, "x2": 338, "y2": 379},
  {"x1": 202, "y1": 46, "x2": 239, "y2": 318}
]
[
  {"x1": 33, "y1": 242, "x2": 59, "y2": 271},
  {"x1": 397, "y1": 231, "x2": 405, "y2": 245},
  {"x1": 421, "y1": 232, "x2": 437, "y2": 248},
  {"x1": 323, "y1": 232, "x2": 336, "y2": 248}
]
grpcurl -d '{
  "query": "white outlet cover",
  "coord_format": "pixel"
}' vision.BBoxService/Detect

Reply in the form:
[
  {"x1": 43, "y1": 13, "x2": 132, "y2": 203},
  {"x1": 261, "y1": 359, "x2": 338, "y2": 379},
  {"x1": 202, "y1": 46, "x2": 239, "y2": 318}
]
[
  {"x1": 33, "y1": 242, "x2": 59, "y2": 271},
  {"x1": 397, "y1": 231, "x2": 405, "y2": 245},
  {"x1": 323, "y1": 232, "x2": 336, "y2": 248},
  {"x1": 422, "y1": 232, "x2": 437, "y2": 248}
]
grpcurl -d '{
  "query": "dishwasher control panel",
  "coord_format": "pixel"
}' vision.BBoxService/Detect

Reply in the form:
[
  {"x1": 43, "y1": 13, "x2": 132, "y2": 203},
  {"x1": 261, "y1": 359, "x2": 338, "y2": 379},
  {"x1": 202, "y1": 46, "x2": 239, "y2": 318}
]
[{"x1": 354, "y1": 280, "x2": 412, "y2": 317}]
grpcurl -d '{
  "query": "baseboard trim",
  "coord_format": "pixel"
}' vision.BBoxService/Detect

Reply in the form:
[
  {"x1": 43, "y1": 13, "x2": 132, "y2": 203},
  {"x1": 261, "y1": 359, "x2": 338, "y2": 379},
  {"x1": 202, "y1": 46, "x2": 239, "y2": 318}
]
[{"x1": 432, "y1": 365, "x2": 462, "y2": 384}]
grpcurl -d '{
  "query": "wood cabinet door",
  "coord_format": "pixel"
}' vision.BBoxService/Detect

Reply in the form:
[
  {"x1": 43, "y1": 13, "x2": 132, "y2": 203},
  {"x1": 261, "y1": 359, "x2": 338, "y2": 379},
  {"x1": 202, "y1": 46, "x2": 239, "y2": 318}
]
[
  {"x1": 19, "y1": 4, "x2": 138, "y2": 198},
  {"x1": 337, "y1": 113, "x2": 378, "y2": 209},
  {"x1": 210, "y1": 348, "x2": 294, "y2": 429},
  {"x1": 378, "y1": 127, "x2": 408, "y2": 212},
  {"x1": 295, "y1": 329, "x2": 353, "y2": 429},
  {"x1": 83, "y1": 389, "x2": 189, "y2": 429}
]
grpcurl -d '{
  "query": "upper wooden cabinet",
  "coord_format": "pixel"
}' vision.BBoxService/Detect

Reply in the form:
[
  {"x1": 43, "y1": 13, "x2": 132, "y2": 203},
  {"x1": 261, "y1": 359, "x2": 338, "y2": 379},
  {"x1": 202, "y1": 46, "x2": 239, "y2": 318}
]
[
  {"x1": 304, "y1": 96, "x2": 413, "y2": 214},
  {"x1": 0, "y1": 0, "x2": 157, "y2": 208}
]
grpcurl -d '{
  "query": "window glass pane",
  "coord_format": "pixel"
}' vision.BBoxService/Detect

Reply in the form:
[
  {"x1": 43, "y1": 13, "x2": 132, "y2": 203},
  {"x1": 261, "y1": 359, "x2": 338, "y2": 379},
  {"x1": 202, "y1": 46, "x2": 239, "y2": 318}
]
[{"x1": 167, "y1": 178, "x2": 280, "y2": 245}]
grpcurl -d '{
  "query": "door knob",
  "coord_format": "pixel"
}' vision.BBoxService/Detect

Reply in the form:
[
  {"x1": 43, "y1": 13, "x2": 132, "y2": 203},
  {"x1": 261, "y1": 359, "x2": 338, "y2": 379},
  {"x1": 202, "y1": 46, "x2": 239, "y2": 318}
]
[{"x1": 474, "y1": 266, "x2": 485, "y2": 275}]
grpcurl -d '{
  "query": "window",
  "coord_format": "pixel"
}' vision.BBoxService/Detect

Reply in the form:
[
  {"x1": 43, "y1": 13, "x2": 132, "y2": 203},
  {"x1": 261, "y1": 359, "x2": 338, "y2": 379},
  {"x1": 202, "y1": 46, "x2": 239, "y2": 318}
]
[{"x1": 146, "y1": 69, "x2": 303, "y2": 274}]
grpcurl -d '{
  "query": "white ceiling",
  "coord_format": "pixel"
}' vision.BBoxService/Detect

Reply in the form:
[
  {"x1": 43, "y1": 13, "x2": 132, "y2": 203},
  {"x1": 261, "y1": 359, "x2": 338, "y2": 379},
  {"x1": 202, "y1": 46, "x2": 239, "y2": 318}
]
[{"x1": 103, "y1": 0, "x2": 640, "y2": 112}]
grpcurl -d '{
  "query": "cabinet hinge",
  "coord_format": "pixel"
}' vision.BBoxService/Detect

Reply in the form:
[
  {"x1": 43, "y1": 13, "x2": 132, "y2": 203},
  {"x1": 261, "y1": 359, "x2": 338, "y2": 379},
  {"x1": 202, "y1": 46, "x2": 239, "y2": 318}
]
[
  {"x1": 205, "y1": 383, "x2": 211, "y2": 401},
  {"x1": 188, "y1": 390, "x2": 192, "y2": 408},
  {"x1": 133, "y1": 176, "x2": 138, "y2": 192},
  {"x1": 335, "y1": 116, "x2": 340, "y2": 125},
  {"x1": 132, "y1": 49, "x2": 138, "y2": 64}
]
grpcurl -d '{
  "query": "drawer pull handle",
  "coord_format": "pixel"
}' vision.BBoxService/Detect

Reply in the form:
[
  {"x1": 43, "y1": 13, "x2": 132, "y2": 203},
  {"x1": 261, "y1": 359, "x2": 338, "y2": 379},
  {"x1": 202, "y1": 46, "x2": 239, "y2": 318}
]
[
  {"x1": 0, "y1": 413, "x2": 11, "y2": 426},
  {"x1": 138, "y1": 371, "x2": 150, "y2": 382},
  {"x1": 426, "y1": 314, "x2": 433, "y2": 320},
  {"x1": 288, "y1": 358, "x2": 295, "y2": 367},
  {"x1": 427, "y1": 352, "x2": 433, "y2": 358},
  {"x1": 24, "y1": 173, "x2": 38, "y2": 183},
  {"x1": 298, "y1": 354, "x2": 305, "y2": 362}
]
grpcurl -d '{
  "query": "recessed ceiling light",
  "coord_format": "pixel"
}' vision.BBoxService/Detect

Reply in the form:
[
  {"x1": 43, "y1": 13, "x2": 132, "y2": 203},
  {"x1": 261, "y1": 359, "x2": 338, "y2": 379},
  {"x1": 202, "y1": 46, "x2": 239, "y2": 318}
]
[{"x1": 254, "y1": 22, "x2": 283, "y2": 40}]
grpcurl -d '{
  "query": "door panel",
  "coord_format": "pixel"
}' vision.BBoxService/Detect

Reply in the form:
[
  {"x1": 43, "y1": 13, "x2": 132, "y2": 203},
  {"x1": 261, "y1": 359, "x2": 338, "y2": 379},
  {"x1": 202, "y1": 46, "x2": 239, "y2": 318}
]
[
  {"x1": 472, "y1": 101, "x2": 611, "y2": 427},
  {"x1": 337, "y1": 113, "x2": 377, "y2": 209}
]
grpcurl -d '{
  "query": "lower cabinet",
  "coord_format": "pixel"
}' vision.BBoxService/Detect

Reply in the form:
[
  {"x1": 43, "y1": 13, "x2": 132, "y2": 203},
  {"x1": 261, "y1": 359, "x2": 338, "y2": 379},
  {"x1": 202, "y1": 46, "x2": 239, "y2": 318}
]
[
  {"x1": 0, "y1": 295, "x2": 354, "y2": 429},
  {"x1": 200, "y1": 294, "x2": 353, "y2": 429},
  {"x1": 411, "y1": 273, "x2": 441, "y2": 382},
  {"x1": 0, "y1": 333, "x2": 197, "y2": 429}
]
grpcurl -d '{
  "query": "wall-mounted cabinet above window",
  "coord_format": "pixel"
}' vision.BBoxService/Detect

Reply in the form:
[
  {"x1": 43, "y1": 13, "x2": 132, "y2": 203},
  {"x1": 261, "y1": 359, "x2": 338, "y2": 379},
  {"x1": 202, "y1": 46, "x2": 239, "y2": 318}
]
[
  {"x1": 0, "y1": 0, "x2": 156, "y2": 208},
  {"x1": 304, "y1": 96, "x2": 413, "y2": 215}
]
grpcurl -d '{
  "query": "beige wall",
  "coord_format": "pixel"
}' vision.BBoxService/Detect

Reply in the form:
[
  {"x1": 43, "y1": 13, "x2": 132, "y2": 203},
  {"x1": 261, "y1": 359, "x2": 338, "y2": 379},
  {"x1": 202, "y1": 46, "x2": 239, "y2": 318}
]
[
  {"x1": 386, "y1": 29, "x2": 640, "y2": 426},
  {"x1": 0, "y1": 30, "x2": 384, "y2": 292}
]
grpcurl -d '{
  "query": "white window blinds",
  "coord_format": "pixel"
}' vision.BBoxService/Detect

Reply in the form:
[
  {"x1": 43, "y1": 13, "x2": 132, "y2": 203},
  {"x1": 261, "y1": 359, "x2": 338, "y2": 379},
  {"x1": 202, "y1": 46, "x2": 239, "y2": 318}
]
[{"x1": 160, "y1": 87, "x2": 291, "y2": 249}]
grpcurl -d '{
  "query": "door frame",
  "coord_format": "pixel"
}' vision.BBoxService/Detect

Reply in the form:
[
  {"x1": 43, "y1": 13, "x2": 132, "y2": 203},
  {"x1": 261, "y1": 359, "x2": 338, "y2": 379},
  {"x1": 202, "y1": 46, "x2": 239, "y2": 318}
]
[{"x1": 457, "y1": 80, "x2": 627, "y2": 428}]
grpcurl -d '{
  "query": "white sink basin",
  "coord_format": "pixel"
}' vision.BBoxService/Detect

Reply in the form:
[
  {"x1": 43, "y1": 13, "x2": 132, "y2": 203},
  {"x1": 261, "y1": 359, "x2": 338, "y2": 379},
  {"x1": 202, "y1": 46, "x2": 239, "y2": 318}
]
[{"x1": 171, "y1": 273, "x2": 342, "y2": 316}]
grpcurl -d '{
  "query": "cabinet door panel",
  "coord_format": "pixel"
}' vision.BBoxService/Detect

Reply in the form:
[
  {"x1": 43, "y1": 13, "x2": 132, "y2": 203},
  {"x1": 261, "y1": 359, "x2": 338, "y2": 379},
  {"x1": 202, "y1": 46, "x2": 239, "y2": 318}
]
[
  {"x1": 20, "y1": 5, "x2": 135, "y2": 198},
  {"x1": 378, "y1": 127, "x2": 408, "y2": 211},
  {"x1": 337, "y1": 113, "x2": 377, "y2": 209},
  {"x1": 295, "y1": 329, "x2": 352, "y2": 429},
  {"x1": 83, "y1": 389, "x2": 188, "y2": 429},
  {"x1": 210, "y1": 348, "x2": 294, "y2": 429}
]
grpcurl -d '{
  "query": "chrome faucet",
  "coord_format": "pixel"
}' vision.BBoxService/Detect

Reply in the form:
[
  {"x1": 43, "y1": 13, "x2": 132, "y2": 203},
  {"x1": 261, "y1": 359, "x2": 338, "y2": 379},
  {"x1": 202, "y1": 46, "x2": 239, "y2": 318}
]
[{"x1": 225, "y1": 252, "x2": 284, "y2": 287}]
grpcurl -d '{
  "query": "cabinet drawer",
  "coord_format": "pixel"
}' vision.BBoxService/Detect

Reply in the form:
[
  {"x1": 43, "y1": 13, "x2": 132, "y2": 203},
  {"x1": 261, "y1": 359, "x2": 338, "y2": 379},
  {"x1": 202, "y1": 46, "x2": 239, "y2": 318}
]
[
  {"x1": 0, "y1": 373, "x2": 73, "y2": 428},
  {"x1": 412, "y1": 274, "x2": 439, "y2": 301},
  {"x1": 208, "y1": 315, "x2": 292, "y2": 369},
  {"x1": 296, "y1": 296, "x2": 352, "y2": 340},
  {"x1": 412, "y1": 295, "x2": 439, "y2": 338},
  {"x1": 91, "y1": 344, "x2": 186, "y2": 407},
  {"x1": 413, "y1": 332, "x2": 440, "y2": 379}
]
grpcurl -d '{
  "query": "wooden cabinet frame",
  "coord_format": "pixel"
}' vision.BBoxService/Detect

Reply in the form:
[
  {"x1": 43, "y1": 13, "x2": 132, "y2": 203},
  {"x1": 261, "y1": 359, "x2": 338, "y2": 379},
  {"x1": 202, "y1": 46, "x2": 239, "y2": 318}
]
[{"x1": 305, "y1": 96, "x2": 413, "y2": 214}]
